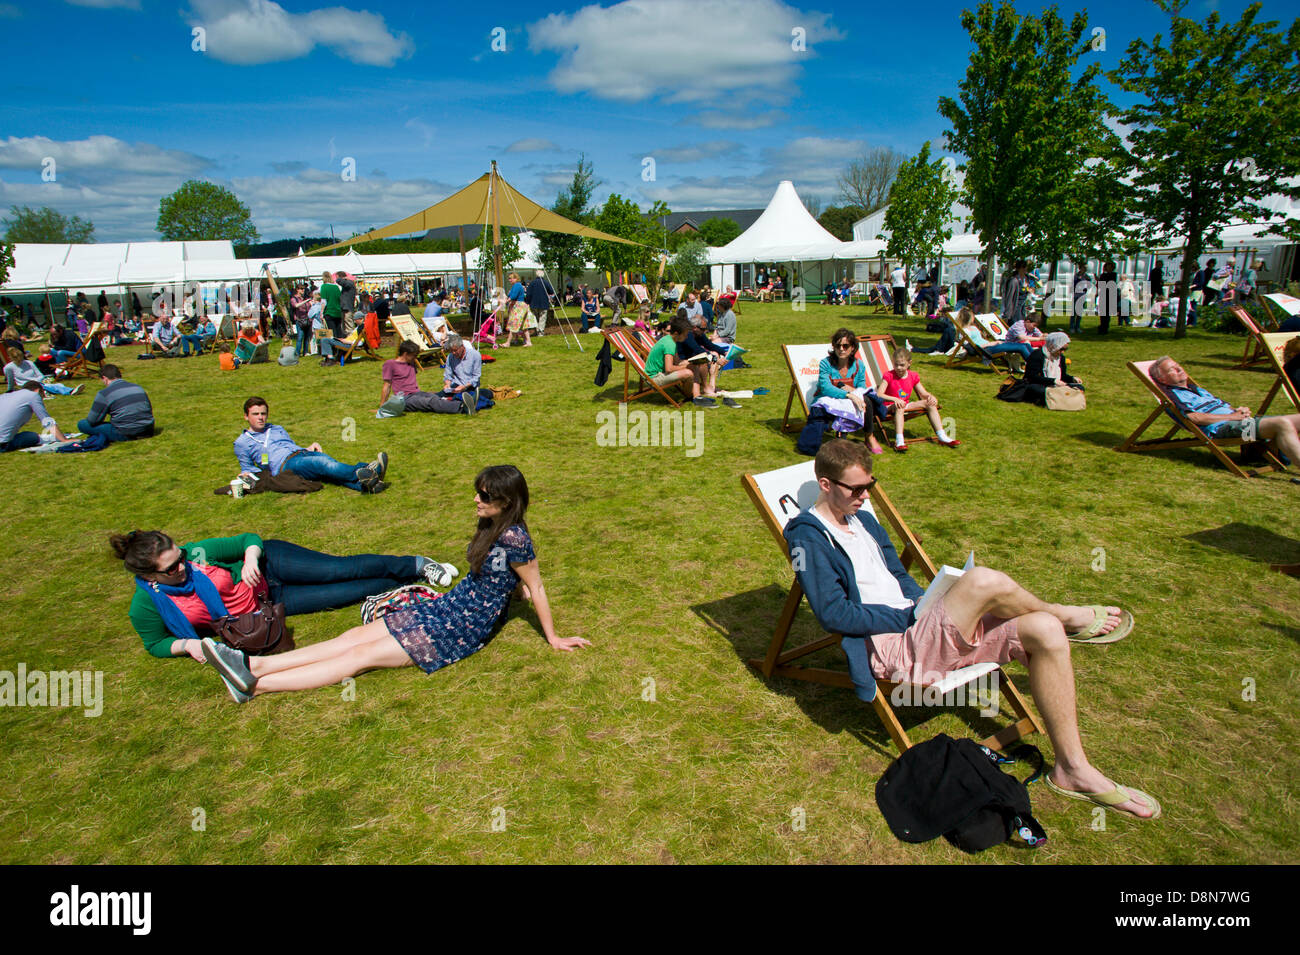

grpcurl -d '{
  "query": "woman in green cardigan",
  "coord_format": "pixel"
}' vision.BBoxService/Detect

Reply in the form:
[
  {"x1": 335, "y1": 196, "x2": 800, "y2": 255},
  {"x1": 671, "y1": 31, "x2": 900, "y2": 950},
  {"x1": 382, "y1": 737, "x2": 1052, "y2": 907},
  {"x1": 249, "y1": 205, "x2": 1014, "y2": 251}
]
[{"x1": 111, "y1": 530, "x2": 457, "y2": 660}]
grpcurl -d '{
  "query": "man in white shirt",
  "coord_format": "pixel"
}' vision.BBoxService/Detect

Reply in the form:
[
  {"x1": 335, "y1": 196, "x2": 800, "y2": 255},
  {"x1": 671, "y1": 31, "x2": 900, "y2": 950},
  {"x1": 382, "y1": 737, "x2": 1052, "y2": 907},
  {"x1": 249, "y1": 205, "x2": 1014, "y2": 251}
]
[
  {"x1": 782, "y1": 439, "x2": 1158, "y2": 820},
  {"x1": 890, "y1": 265, "x2": 908, "y2": 315}
]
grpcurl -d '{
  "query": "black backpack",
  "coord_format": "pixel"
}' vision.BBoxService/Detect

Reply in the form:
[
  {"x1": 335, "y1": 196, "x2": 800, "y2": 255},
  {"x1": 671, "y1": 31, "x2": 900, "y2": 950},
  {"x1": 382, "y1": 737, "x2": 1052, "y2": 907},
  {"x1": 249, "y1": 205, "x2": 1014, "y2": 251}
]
[{"x1": 875, "y1": 733, "x2": 1047, "y2": 853}]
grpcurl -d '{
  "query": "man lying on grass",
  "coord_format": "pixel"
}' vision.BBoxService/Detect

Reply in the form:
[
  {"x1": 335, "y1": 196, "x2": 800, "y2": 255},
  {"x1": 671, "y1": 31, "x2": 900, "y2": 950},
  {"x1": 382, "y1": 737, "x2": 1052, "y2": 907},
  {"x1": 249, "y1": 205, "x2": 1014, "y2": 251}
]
[
  {"x1": 783, "y1": 439, "x2": 1159, "y2": 820},
  {"x1": 234, "y1": 395, "x2": 390, "y2": 494}
]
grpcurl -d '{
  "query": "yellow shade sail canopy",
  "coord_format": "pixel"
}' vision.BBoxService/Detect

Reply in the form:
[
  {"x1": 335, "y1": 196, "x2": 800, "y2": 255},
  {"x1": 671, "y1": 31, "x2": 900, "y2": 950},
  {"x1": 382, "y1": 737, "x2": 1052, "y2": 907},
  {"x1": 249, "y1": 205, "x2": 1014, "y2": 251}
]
[{"x1": 308, "y1": 167, "x2": 643, "y2": 254}]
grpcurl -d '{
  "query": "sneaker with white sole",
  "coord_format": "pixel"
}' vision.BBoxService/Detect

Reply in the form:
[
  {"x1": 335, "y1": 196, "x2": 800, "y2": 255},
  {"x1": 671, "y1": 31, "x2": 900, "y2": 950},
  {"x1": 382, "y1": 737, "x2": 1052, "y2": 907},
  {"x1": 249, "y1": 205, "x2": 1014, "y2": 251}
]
[
  {"x1": 201, "y1": 637, "x2": 256, "y2": 694},
  {"x1": 70, "y1": 384, "x2": 85, "y2": 396},
  {"x1": 461, "y1": 391, "x2": 477, "y2": 415},
  {"x1": 420, "y1": 559, "x2": 459, "y2": 587},
  {"x1": 368, "y1": 451, "x2": 388, "y2": 480},
  {"x1": 215, "y1": 670, "x2": 252, "y2": 703}
]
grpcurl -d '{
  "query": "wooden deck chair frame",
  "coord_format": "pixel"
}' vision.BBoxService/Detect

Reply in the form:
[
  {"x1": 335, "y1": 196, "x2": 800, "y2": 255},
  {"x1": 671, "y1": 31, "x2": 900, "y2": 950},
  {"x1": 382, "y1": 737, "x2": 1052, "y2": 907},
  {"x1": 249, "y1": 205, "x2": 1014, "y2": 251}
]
[
  {"x1": 780, "y1": 336, "x2": 894, "y2": 432},
  {"x1": 600, "y1": 327, "x2": 682, "y2": 408},
  {"x1": 1260, "y1": 292, "x2": 1300, "y2": 331},
  {"x1": 946, "y1": 314, "x2": 1020, "y2": 377},
  {"x1": 336, "y1": 330, "x2": 382, "y2": 366},
  {"x1": 1115, "y1": 359, "x2": 1286, "y2": 478},
  {"x1": 1228, "y1": 305, "x2": 1270, "y2": 369},
  {"x1": 1256, "y1": 332, "x2": 1300, "y2": 415},
  {"x1": 391, "y1": 314, "x2": 445, "y2": 366},
  {"x1": 58, "y1": 322, "x2": 105, "y2": 378},
  {"x1": 741, "y1": 463, "x2": 1042, "y2": 753},
  {"x1": 867, "y1": 284, "x2": 893, "y2": 314},
  {"x1": 859, "y1": 335, "x2": 933, "y2": 447}
]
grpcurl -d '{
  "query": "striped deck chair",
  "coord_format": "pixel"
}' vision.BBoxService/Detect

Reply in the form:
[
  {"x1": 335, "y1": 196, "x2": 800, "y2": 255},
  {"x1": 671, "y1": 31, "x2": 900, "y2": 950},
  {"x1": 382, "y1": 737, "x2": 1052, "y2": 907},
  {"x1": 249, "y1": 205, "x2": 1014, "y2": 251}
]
[
  {"x1": 741, "y1": 460, "x2": 1042, "y2": 754},
  {"x1": 600, "y1": 327, "x2": 682, "y2": 408},
  {"x1": 860, "y1": 335, "x2": 935, "y2": 447},
  {"x1": 335, "y1": 330, "x2": 382, "y2": 366},
  {"x1": 946, "y1": 313, "x2": 1021, "y2": 377},
  {"x1": 780, "y1": 338, "x2": 879, "y2": 432},
  {"x1": 1115, "y1": 360, "x2": 1287, "y2": 478},
  {"x1": 1257, "y1": 332, "x2": 1300, "y2": 415},
  {"x1": 1228, "y1": 305, "x2": 1271, "y2": 369}
]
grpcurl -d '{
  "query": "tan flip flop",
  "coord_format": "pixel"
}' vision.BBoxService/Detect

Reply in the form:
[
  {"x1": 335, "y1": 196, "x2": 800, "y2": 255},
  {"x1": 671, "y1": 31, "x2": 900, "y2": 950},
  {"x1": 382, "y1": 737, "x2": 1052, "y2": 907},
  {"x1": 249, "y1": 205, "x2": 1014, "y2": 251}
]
[
  {"x1": 1068, "y1": 606, "x2": 1134, "y2": 644},
  {"x1": 1045, "y1": 774, "x2": 1162, "y2": 820}
]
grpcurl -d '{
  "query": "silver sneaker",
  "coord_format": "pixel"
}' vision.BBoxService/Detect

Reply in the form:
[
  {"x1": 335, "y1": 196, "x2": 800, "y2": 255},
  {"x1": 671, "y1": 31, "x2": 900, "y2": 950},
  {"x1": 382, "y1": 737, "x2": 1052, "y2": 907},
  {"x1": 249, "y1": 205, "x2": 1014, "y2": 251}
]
[
  {"x1": 201, "y1": 637, "x2": 256, "y2": 693},
  {"x1": 420, "y1": 559, "x2": 459, "y2": 587}
]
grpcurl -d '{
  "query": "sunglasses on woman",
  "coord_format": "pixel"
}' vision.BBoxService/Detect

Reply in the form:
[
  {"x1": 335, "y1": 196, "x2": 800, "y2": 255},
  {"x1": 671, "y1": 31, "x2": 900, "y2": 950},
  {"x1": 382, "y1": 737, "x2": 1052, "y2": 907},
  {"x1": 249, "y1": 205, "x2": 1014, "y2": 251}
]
[
  {"x1": 474, "y1": 487, "x2": 497, "y2": 502},
  {"x1": 156, "y1": 555, "x2": 186, "y2": 576}
]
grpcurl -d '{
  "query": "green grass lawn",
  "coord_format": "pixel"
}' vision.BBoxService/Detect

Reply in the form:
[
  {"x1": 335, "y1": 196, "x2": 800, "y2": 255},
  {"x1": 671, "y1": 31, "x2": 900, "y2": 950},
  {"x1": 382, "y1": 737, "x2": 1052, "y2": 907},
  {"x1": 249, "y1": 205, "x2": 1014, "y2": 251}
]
[{"x1": 1, "y1": 302, "x2": 1296, "y2": 864}]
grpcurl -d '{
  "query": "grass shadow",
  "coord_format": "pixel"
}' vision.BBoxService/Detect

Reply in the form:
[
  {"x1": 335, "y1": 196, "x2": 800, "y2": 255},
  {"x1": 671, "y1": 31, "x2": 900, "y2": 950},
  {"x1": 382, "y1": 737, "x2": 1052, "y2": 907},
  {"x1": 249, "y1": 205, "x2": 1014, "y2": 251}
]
[
  {"x1": 691, "y1": 585, "x2": 1031, "y2": 760},
  {"x1": 1073, "y1": 430, "x2": 1127, "y2": 449},
  {"x1": 1185, "y1": 522, "x2": 1300, "y2": 568}
]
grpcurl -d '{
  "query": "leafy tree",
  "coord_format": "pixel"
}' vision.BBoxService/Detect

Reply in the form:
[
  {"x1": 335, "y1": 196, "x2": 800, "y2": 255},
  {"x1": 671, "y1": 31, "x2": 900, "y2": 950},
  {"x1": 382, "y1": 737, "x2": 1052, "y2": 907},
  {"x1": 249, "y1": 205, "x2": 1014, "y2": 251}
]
[
  {"x1": 697, "y1": 216, "x2": 742, "y2": 247},
  {"x1": 475, "y1": 226, "x2": 522, "y2": 278},
  {"x1": 1109, "y1": 0, "x2": 1300, "y2": 337},
  {"x1": 668, "y1": 238, "x2": 708, "y2": 286},
  {"x1": 588, "y1": 195, "x2": 664, "y2": 280},
  {"x1": 156, "y1": 180, "x2": 259, "y2": 249},
  {"x1": 3, "y1": 205, "x2": 95, "y2": 243},
  {"x1": 537, "y1": 154, "x2": 598, "y2": 285},
  {"x1": 882, "y1": 143, "x2": 958, "y2": 270},
  {"x1": 938, "y1": 2, "x2": 1116, "y2": 308},
  {"x1": 0, "y1": 241, "x2": 14, "y2": 288},
  {"x1": 817, "y1": 205, "x2": 868, "y2": 241},
  {"x1": 838, "y1": 147, "x2": 904, "y2": 214}
]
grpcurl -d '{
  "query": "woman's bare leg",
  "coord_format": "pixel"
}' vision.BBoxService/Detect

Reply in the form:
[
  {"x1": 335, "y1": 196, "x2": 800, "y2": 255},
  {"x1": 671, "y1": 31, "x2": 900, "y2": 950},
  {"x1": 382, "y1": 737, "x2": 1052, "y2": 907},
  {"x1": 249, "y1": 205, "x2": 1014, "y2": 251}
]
[
  {"x1": 249, "y1": 620, "x2": 393, "y2": 677},
  {"x1": 253, "y1": 633, "x2": 413, "y2": 695}
]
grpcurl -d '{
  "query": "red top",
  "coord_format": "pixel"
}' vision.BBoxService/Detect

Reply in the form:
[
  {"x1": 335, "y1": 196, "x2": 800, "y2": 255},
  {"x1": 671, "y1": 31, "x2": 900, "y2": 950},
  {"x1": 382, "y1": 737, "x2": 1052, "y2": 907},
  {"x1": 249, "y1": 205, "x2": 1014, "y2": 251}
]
[
  {"x1": 168, "y1": 564, "x2": 266, "y2": 628},
  {"x1": 881, "y1": 368, "x2": 920, "y2": 402}
]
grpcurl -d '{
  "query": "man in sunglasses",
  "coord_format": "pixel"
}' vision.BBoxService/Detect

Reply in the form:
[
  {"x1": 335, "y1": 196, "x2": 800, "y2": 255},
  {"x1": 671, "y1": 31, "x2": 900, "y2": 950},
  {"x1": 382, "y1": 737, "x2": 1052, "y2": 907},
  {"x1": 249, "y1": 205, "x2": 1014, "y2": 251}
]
[{"x1": 781, "y1": 439, "x2": 1159, "y2": 820}]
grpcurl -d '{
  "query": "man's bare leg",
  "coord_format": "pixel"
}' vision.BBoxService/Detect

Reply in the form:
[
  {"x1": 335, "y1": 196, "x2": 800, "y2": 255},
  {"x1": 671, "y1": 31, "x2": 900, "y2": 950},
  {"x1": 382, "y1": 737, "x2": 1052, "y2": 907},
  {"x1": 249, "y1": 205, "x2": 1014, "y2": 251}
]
[
  {"x1": 1257, "y1": 414, "x2": 1300, "y2": 462},
  {"x1": 1015, "y1": 611, "x2": 1155, "y2": 817},
  {"x1": 942, "y1": 567, "x2": 1122, "y2": 639}
]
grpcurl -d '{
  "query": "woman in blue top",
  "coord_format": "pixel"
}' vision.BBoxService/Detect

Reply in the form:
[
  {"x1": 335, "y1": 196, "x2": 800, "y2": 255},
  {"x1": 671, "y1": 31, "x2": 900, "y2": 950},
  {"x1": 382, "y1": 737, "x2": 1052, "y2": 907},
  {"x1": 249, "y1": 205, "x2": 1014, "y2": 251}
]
[
  {"x1": 813, "y1": 327, "x2": 885, "y2": 454},
  {"x1": 502, "y1": 271, "x2": 535, "y2": 348},
  {"x1": 199, "y1": 465, "x2": 590, "y2": 702}
]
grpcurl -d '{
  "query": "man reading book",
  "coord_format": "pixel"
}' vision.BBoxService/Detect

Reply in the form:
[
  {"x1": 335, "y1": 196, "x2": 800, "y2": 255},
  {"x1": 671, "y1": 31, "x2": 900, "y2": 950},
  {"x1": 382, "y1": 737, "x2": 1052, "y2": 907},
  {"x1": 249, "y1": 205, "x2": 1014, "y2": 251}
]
[{"x1": 781, "y1": 439, "x2": 1159, "y2": 820}]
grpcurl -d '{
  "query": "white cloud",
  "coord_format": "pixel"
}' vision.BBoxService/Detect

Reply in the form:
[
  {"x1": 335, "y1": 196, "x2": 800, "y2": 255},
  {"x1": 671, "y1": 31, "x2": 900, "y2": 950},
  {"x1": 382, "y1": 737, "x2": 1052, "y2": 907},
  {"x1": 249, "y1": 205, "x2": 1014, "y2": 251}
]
[
  {"x1": 641, "y1": 175, "x2": 773, "y2": 209},
  {"x1": 645, "y1": 141, "x2": 741, "y2": 164},
  {"x1": 185, "y1": 0, "x2": 413, "y2": 67},
  {"x1": 528, "y1": 0, "x2": 841, "y2": 105},
  {"x1": 0, "y1": 135, "x2": 213, "y2": 179},
  {"x1": 686, "y1": 111, "x2": 786, "y2": 130},
  {"x1": 505, "y1": 138, "x2": 561, "y2": 153}
]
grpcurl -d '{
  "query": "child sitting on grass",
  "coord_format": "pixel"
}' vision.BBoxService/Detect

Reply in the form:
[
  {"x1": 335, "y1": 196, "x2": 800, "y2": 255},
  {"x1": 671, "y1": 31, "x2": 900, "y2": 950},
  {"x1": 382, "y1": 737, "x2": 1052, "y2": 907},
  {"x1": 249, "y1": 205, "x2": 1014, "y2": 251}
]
[
  {"x1": 878, "y1": 346, "x2": 960, "y2": 452},
  {"x1": 218, "y1": 342, "x2": 238, "y2": 371}
]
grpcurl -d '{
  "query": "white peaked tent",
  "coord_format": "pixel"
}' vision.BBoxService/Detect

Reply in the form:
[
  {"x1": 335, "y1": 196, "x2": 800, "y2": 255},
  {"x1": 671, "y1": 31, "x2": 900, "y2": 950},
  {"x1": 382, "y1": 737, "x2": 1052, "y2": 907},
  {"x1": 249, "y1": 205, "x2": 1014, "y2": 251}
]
[{"x1": 708, "y1": 181, "x2": 845, "y2": 265}]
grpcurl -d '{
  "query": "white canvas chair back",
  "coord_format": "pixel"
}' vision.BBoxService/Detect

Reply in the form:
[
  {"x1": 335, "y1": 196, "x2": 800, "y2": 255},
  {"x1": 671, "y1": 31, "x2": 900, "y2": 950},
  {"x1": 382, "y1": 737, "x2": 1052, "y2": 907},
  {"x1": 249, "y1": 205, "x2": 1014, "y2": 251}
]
[
  {"x1": 782, "y1": 342, "x2": 866, "y2": 418},
  {"x1": 1265, "y1": 293, "x2": 1300, "y2": 317},
  {"x1": 1261, "y1": 332, "x2": 1300, "y2": 409},
  {"x1": 971, "y1": 312, "x2": 1007, "y2": 342},
  {"x1": 747, "y1": 459, "x2": 878, "y2": 557}
]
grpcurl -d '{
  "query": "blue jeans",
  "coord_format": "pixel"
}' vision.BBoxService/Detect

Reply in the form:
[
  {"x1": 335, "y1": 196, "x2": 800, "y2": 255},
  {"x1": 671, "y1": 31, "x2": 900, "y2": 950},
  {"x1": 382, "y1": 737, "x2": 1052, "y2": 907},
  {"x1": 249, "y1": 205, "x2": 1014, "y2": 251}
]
[
  {"x1": 53, "y1": 349, "x2": 77, "y2": 362},
  {"x1": 581, "y1": 313, "x2": 602, "y2": 332},
  {"x1": 0, "y1": 431, "x2": 41, "y2": 452},
  {"x1": 261, "y1": 539, "x2": 419, "y2": 616},
  {"x1": 295, "y1": 325, "x2": 309, "y2": 356},
  {"x1": 983, "y1": 342, "x2": 1033, "y2": 361},
  {"x1": 282, "y1": 450, "x2": 369, "y2": 491},
  {"x1": 180, "y1": 334, "x2": 204, "y2": 355},
  {"x1": 43, "y1": 382, "x2": 75, "y2": 396},
  {"x1": 78, "y1": 419, "x2": 127, "y2": 442}
]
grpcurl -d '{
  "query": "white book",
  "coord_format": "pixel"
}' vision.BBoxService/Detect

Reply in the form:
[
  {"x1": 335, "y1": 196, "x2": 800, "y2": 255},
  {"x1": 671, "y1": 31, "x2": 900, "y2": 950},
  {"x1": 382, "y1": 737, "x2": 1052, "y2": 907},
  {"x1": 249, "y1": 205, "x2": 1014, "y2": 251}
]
[{"x1": 913, "y1": 551, "x2": 975, "y2": 620}]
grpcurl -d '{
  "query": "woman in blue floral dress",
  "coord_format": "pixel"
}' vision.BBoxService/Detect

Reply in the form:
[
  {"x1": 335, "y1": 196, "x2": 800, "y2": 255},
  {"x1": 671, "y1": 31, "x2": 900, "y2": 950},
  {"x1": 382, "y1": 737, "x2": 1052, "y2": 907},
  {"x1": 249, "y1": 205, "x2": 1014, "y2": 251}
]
[{"x1": 198, "y1": 465, "x2": 590, "y2": 702}]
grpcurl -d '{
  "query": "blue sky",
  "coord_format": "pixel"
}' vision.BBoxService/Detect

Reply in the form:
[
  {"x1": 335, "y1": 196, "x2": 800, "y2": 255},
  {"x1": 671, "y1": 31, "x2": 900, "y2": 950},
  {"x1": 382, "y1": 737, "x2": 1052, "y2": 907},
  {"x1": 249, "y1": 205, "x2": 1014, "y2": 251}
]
[{"x1": 0, "y1": 0, "x2": 1279, "y2": 241}]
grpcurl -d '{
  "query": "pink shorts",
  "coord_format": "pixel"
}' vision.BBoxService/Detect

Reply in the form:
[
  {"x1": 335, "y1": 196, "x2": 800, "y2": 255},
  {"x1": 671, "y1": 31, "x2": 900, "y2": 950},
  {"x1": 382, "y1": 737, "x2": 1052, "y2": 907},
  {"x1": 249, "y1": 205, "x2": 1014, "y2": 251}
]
[{"x1": 869, "y1": 602, "x2": 1025, "y2": 684}]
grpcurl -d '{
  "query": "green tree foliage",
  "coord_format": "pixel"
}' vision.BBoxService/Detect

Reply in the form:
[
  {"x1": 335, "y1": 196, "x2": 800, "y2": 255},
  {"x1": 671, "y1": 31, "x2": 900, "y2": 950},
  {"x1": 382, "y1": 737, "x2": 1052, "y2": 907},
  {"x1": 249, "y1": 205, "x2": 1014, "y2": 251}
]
[
  {"x1": 938, "y1": 2, "x2": 1118, "y2": 307},
  {"x1": 3, "y1": 205, "x2": 95, "y2": 243},
  {"x1": 156, "y1": 180, "x2": 259, "y2": 249},
  {"x1": 588, "y1": 194, "x2": 665, "y2": 279},
  {"x1": 882, "y1": 143, "x2": 958, "y2": 268},
  {"x1": 537, "y1": 154, "x2": 598, "y2": 284},
  {"x1": 0, "y1": 241, "x2": 14, "y2": 288},
  {"x1": 668, "y1": 238, "x2": 708, "y2": 286},
  {"x1": 696, "y1": 216, "x2": 743, "y2": 247},
  {"x1": 817, "y1": 205, "x2": 868, "y2": 241},
  {"x1": 1109, "y1": 0, "x2": 1300, "y2": 337}
]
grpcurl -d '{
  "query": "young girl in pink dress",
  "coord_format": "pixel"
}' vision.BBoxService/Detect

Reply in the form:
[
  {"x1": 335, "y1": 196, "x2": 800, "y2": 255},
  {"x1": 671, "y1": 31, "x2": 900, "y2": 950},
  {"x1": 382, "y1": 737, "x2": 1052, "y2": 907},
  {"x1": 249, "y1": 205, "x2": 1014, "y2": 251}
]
[{"x1": 879, "y1": 347, "x2": 960, "y2": 452}]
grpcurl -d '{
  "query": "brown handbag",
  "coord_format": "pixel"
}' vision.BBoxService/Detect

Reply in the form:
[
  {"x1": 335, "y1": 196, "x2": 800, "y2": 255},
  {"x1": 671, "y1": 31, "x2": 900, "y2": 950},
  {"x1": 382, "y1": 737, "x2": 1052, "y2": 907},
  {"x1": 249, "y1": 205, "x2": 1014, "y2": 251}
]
[{"x1": 213, "y1": 591, "x2": 294, "y2": 655}]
